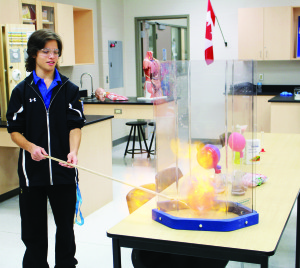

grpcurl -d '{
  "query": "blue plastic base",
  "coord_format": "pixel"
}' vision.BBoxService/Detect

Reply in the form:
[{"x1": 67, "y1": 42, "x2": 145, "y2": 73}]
[{"x1": 152, "y1": 202, "x2": 259, "y2": 232}]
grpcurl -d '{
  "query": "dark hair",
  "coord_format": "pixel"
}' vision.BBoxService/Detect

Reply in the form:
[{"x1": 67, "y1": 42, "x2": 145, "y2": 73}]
[{"x1": 25, "y1": 29, "x2": 63, "y2": 72}]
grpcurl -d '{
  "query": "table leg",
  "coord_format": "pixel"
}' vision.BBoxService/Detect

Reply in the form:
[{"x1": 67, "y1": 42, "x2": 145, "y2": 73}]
[
  {"x1": 296, "y1": 193, "x2": 300, "y2": 268},
  {"x1": 112, "y1": 238, "x2": 121, "y2": 268},
  {"x1": 261, "y1": 257, "x2": 269, "y2": 268}
]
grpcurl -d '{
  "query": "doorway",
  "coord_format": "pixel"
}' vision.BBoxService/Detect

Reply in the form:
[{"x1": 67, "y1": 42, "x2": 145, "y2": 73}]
[{"x1": 135, "y1": 15, "x2": 190, "y2": 97}]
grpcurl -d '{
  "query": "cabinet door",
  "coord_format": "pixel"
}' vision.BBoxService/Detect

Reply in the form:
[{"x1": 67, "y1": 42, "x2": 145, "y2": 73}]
[
  {"x1": 257, "y1": 95, "x2": 273, "y2": 133},
  {"x1": 19, "y1": 0, "x2": 37, "y2": 29},
  {"x1": 263, "y1": 6, "x2": 292, "y2": 60},
  {"x1": 238, "y1": 8, "x2": 263, "y2": 60},
  {"x1": 38, "y1": 1, "x2": 55, "y2": 31},
  {"x1": 55, "y1": 3, "x2": 75, "y2": 66},
  {"x1": 0, "y1": 0, "x2": 21, "y2": 24}
]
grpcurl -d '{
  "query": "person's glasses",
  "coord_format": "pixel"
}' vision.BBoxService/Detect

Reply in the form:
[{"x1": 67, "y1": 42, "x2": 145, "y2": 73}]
[{"x1": 39, "y1": 48, "x2": 60, "y2": 57}]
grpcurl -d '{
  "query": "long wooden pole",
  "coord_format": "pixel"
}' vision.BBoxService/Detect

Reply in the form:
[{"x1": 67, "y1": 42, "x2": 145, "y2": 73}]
[{"x1": 44, "y1": 155, "x2": 173, "y2": 200}]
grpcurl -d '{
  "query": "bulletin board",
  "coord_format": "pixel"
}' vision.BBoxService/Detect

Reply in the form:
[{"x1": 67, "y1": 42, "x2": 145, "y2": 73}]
[{"x1": 0, "y1": 24, "x2": 35, "y2": 121}]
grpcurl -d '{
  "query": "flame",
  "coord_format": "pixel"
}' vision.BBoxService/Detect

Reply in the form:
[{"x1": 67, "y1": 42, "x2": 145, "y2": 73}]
[
  {"x1": 170, "y1": 138, "x2": 194, "y2": 159},
  {"x1": 186, "y1": 175, "x2": 216, "y2": 214}
]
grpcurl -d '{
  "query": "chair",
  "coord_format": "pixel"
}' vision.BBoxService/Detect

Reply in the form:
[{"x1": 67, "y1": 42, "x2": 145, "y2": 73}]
[
  {"x1": 219, "y1": 132, "x2": 231, "y2": 147},
  {"x1": 126, "y1": 167, "x2": 183, "y2": 214},
  {"x1": 124, "y1": 121, "x2": 149, "y2": 158},
  {"x1": 147, "y1": 122, "x2": 156, "y2": 157}
]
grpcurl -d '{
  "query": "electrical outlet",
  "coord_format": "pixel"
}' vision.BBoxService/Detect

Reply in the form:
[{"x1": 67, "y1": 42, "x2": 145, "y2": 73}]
[
  {"x1": 259, "y1": 74, "x2": 264, "y2": 81},
  {"x1": 114, "y1": 109, "x2": 122, "y2": 114}
]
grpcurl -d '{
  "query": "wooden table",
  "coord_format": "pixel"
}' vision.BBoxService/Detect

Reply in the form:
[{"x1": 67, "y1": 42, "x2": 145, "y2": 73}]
[
  {"x1": 107, "y1": 133, "x2": 300, "y2": 267},
  {"x1": 82, "y1": 97, "x2": 155, "y2": 119}
]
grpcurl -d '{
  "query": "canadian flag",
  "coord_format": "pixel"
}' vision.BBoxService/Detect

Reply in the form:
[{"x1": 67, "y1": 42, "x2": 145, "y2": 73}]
[{"x1": 205, "y1": 0, "x2": 216, "y2": 65}]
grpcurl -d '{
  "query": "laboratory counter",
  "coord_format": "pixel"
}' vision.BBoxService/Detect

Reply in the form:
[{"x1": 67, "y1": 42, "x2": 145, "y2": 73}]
[
  {"x1": 82, "y1": 96, "x2": 173, "y2": 119},
  {"x1": 267, "y1": 94, "x2": 300, "y2": 133}
]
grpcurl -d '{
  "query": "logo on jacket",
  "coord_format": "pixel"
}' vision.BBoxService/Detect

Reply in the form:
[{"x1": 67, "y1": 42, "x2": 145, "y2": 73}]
[{"x1": 29, "y1": 98, "x2": 36, "y2": 102}]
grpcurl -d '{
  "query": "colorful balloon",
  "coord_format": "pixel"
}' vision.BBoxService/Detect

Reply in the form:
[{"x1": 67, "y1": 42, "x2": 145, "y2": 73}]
[{"x1": 197, "y1": 144, "x2": 220, "y2": 171}]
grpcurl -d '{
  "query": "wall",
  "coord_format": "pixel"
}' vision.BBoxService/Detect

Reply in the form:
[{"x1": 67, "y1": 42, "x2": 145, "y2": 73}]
[
  {"x1": 97, "y1": 0, "x2": 128, "y2": 142},
  {"x1": 122, "y1": 0, "x2": 300, "y2": 93},
  {"x1": 117, "y1": 0, "x2": 300, "y2": 140}
]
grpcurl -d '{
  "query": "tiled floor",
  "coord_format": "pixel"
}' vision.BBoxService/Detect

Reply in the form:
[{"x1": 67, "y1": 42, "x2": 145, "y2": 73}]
[{"x1": 0, "y1": 142, "x2": 297, "y2": 267}]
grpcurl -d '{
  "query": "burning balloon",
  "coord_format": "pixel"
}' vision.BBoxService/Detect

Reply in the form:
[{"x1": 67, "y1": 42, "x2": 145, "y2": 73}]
[{"x1": 196, "y1": 144, "x2": 221, "y2": 172}]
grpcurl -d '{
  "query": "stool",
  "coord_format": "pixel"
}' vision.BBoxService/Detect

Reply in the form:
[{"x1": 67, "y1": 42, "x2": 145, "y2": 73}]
[
  {"x1": 148, "y1": 122, "x2": 156, "y2": 157},
  {"x1": 124, "y1": 121, "x2": 149, "y2": 158}
]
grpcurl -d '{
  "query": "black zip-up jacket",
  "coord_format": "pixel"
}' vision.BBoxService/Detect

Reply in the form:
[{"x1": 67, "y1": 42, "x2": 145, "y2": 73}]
[{"x1": 6, "y1": 72, "x2": 86, "y2": 187}]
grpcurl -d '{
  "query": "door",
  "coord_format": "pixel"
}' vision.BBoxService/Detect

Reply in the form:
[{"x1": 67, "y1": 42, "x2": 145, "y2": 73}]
[
  {"x1": 109, "y1": 41, "x2": 123, "y2": 89},
  {"x1": 135, "y1": 16, "x2": 189, "y2": 97}
]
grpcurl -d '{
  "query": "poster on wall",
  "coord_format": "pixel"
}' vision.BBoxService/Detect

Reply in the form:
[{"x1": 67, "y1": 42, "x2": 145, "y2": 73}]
[{"x1": 297, "y1": 16, "x2": 300, "y2": 58}]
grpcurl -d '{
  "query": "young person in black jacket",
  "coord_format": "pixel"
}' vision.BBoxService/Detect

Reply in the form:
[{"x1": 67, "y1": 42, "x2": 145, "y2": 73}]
[{"x1": 6, "y1": 29, "x2": 85, "y2": 268}]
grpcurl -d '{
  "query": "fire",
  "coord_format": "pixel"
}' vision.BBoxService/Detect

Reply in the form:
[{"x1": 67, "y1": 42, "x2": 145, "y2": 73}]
[
  {"x1": 170, "y1": 138, "x2": 194, "y2": 159},
  {"x1": 186, "y1": 175, "x2": 216, "y2": 214},
  {"x1": 159, "y1": 139, "x2": 228, "y2": 218}
]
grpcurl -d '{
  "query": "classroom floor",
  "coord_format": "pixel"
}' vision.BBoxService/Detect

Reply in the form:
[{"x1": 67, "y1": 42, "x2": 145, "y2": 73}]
[{"x1": 0, "y1": 142, "x2": 297, "y2": 268}]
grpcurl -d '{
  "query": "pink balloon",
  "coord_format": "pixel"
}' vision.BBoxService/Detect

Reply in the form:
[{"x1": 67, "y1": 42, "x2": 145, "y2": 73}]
[{"x1": 228, "y1": 132, "x2": 246, "y2": 152}]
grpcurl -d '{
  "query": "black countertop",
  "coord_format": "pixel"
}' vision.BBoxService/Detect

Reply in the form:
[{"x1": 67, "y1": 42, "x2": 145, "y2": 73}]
[
  {"x1": 257, "y1": 85, "x2": 300, "y2": 96},
  {"x1": 84, "y1": 115, "x2": 114, "y2": 125},
  {"x1": 268, "y1": 95, "x2": 300, "y2": 103},
  {"x1": 81, "y1": 96, "x2": 161, "y2": 105},
  {"x1": 0, "y1": 115, "x2": 114, "y2": 128},
  {"x1": 230, "y1": 83, "x2": 300, "y2": 96}
]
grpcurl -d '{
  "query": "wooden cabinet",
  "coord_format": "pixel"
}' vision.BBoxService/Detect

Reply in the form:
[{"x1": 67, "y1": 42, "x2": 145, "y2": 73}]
[
  {"x1": 20, "y1": 0, "x2": 37, "y2": 29},
  {"x1": 227, "y1": 95, "x2": 273, "y2": 134},
  {"x1": 19, "y1": 1, "x2": 94, "y2": 66},
  {"x1": 257, "y1": 95, "x2": 274, "y2": 133},
  {"x1": 292, "y1": 7, "x2": 300, "y2": 59},
  {"x1": 73, "y1": 7, "x2": 94, "y2": 65},
  {"x1": 37, "y1": 1, "x2": 55, "y2": 31},
  {"x1": 57, "y1": 5, "x2": 94, "y2": 66},
  {"x1": 55, "y1": 3, "x2": 75, "y2": 66},
  {"x1": 270, "y1": 102, "x2": 300, "y2": 133},
  {"x1": 238, "y1": 7, "x2": 292, "y2": 60},
  {"x1": 0, "y1": 0, "x2": 20, "y2": 24},
  {"x1": 238, "y1": 8, "x2": 263, "y2": 60},
  {"x1": 20, "y1": 0, "x2": 56, "y2": 31}
]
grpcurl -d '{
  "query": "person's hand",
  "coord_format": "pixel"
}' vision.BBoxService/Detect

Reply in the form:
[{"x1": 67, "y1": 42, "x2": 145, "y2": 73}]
[
  {"x1": 30, "y1": 145, "x2": 48, "y2": 161},
  {"x1": 95, "y1": 88, "x2": 106, "y2": 102},
  {"x1": 59, "y1": 151, "x2": 78, "y2": 168}
]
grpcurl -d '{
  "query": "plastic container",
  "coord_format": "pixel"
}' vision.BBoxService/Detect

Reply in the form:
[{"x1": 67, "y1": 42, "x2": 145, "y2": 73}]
[{"x1": 257, "y1": 82, "x2": 262, "y2": 93}]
